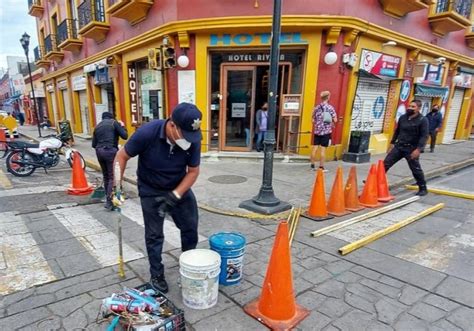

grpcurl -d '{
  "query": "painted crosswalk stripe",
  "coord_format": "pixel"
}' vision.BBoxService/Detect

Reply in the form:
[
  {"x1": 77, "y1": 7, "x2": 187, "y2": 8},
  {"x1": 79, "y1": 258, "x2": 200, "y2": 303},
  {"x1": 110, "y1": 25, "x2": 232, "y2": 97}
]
[
  {"x1": 120, "y1": 199, "x2": 207, "y2": 248},
  {"x1": 0, "y1": 212, "x2": 56, "y2": 295},
  {"x1": 48, "y1": 204, "x2": 144, "y2": 267},
  {"x1": 0, "y1": 185, "x2": 69, "y2": 198},
  {"x1": 0, "y1": 169, "x2": 12, "y2": 189}
]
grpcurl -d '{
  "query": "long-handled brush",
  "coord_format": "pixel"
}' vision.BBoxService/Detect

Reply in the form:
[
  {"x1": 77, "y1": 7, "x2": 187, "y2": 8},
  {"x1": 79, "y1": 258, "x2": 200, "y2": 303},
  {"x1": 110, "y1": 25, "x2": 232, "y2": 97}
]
[{"x1": 113, "y1": 161, "x2": 126, "y2": 279}]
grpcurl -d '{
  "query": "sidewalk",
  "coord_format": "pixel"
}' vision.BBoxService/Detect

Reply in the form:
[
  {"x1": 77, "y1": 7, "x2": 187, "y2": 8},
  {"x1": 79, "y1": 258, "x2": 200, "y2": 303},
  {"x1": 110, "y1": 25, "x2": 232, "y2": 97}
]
[{"x1": 19, "y1": 124, "x2": 474, "y2": 216}]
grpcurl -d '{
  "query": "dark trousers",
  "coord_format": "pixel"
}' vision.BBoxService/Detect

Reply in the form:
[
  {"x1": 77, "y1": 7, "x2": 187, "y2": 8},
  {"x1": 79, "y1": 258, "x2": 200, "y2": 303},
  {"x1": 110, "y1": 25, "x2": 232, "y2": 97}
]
[
  {"x1": 140, "y1": 190, "x2": 199, "y2": 277},
  {"x1": 384, "y1": 145, "x2": 426, "y2": 188},
  {"x1": 95, "y1": 147, "x2": 118, "y2": 202},
  {"x1": 429, "y1": 131, "x2": 438, "y2": 151}
]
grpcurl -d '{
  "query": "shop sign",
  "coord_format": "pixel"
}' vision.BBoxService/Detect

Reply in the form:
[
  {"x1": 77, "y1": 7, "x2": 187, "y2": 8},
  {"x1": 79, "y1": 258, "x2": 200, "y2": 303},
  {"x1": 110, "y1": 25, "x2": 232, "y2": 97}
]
[
  {"x1": 83, "y1": 58, "x2": 107, "y2": 73},
  {"x1": 57, "y1": 79, "x2": 68, "y2": 90},
  {"x1": 454, "y1": 73, "x2": 472, "y2": 88},
  {"x1": 72, "y1": 75, "x2": 87, "y2": 91},
  {"x1": 383, "y1": 83, "x2": 399, "y2": 131},
  {"x1": 30, "y1": 89, "x2": 45, "y2": 98},
  {"x1": 128, "y1": 65, "x2": 139, "y2": 126},
  {"x1": 413, "y1": 63, "x2": 444, "y2": 85},
  {"x1": 11, "y1": 74, "x2": 25, "y2": 94},
  {"x1": 225, "y1": 53, "x2": 286, "y2": 62},
  {"x1": 395, "y1": 79, "x2": 412, "y2": 122},
  {"x1": 281, "y1": 94, "x2": 302, "y2": 116},
  {"x1": 231, "y1": 103, "x2": 246, "y2": 118},
  {"x1": 359, "y1": 49, "x2": 401, "y2": 78},
  {"x1": 46, "y1": 84, "x2": 55, "y2": 93},
  {"x1": 210, "y1": 32, "x2": 307, "y2": 46}
]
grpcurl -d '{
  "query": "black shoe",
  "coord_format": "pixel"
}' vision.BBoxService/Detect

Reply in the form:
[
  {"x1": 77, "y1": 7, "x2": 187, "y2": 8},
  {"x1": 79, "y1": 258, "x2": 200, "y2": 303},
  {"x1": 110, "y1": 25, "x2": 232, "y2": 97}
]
[
  {"x1": 416, "y1": 188, "x2": 428, "y2": 196},
  {"x1": 430, "y1": 149, "x2": 434, "y2": 153},
  {"x1": 104, "y1": 200, "x2": 113, "y2": 211},
  {"x1": 150, "y1": 275, "x2": 168, "y2": 293}
]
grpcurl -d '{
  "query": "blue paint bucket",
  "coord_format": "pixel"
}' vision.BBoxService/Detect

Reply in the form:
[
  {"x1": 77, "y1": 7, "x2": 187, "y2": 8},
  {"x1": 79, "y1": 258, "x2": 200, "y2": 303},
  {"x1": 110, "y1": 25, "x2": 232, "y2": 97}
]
[{"x1": 209, "y1": 232, "x2": 246, "y2": 286}]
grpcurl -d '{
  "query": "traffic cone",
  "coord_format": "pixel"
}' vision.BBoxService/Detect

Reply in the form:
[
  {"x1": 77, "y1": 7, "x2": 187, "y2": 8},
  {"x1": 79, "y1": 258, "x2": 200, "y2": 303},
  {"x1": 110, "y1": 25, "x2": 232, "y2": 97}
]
[
  {"x1": 303, "y1": 168, "x2": 333, "y2": 221},
  {"x1": 244, "y1": 221, "x2": 310, "y2": 330},
  {"x1": 344, "y1": 166, "x2": 364, "y2": 212},
  {"x1": 376, "y1": 160, "x2": 395, "y2": 202},
  {"x1": 0, "y1": 128, "x2": 6, "y2": 151},
  {"x1": 327, "y1": 166, "x2": 350, "y2": 216},
  {"x1": 67, "y1": 151, "x2": 93, "y2": 195},
  {"x1": 359, "y1": 164, "x2": 380, "y2": 208}
]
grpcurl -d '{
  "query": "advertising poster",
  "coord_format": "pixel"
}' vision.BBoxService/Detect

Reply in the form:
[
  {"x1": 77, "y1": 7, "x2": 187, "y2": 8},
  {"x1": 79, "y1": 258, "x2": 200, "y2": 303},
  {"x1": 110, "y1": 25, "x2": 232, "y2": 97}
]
[
  {"x1": 178, "y1": 70, "x2": 196, "y2": 104},
  {"x1": 360, "y1": 49, "x2": 401, "y2": 78},
  {"x1": 231, "y1": 103, "x2": 246, "y2": 118}
]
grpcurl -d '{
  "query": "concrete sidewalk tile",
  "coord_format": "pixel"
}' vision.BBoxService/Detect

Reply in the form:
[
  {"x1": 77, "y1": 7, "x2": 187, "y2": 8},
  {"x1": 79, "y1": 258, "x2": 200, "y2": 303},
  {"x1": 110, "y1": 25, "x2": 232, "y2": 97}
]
[
  {"x1": 296, "y1": 290, "x2": 328, "y2": 310},
  {"x1": 32, "y1": 315, "x2": 62, "y2": 330},
  {"x1": 435, "y1": 276, "x2": 474, "y2": 308},
  {"x1": 332, "y1": 309, "x2": 375, "y2": 330},
  {"x1": 63, "y1": 308, "x2": 88, "y2": 330},
  {"x1": 318, "y1": 297, "x2": 352, "y2": 318},
  {"x1": 360, "y1": 278, "x2": 401, "y2": 298},
  {"x1": 431, "y1": 319, "x2": 463, "y2": 331},
  {"x1": 314, "y1": 279, "x2": 345, "y2": 299},
  {"x1": 422, "y1": 294, "x2": 460, "y2": 312},
  {"x1": 192, "y1": 306, "x2": 264, "y2": 331},
  {"x1": 446, "y1": 306, "x2": 474, "y2": 331},
  {"x1": 296, "y1": 311, "x2": 331, "y2": 331},
  {"x1": 344, "y1": 292, "x2": 376, "y2": 314},
  {"x1": 375, "y1": 298, "x2": 406, "y2": 324},
  {"x1": 398, "y1": 285, "x2": 429, "y2": 305},
  {"x1": 408, "y1": 302, "x2": 446, "y2": 323},
  {"x1": 47, "y1": 293, "x2": 93, "y2": 317},
  {"x1": 0, "y1": 307, "x2": 51, "y2": 329},
  {"x1": 7, "y1": 293, "x2": 56, "y2": 315},
  {"x1": 301, "y1": 266, "x2": 333, "y2": 285}
]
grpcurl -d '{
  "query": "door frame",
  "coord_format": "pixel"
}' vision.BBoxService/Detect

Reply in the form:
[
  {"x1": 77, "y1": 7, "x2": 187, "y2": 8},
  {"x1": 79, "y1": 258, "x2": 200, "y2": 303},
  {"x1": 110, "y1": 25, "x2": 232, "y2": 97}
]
[
  {"x1": 219, "y1": 62, "x2": 293, "y2": 152},
  {"x1": 220, "y1": 65, "x2": 257, "y2": 152}
]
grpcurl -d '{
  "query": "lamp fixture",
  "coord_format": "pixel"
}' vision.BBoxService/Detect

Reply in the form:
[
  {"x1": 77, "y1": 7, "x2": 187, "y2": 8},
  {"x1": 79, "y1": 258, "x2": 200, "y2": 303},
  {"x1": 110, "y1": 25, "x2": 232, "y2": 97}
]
[
  {"x1": 382, "y1": 41, "x2": 397, "y2": 47},
  {"x1": 324, "y1": 46, "x2": 338, "y2": 65},
  {"x1": 177, "y1": 55, "x2": 190, "y2": 68}
]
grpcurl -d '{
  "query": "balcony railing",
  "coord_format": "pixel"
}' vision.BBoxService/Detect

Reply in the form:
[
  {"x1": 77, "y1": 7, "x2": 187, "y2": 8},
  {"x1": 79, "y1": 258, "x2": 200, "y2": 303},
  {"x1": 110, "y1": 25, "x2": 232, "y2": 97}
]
[
  {"x1": 28, "y1": 0, "x2": 44, "y2": 17},
  {"x1": 33, "y1": 46, "x2": 42, "y2": 62},
  {"x1": 44, "y1": 35, "x2": 53, "y2": 54},
  {"x1": 435, "y1": 0, "x2": 472, "y2": 19},
  {"x1": 28, "y1": 0, "x2": 41, "y2": 8},
  {"x1": 78, "y1": 0, "x2": 106, "y2": 29},
  {"x1": 57, "y1": 18, "x2": 79, "y2": 45},
  {"x1": 44, "y1": 34, "x2": 63, "y2": 62},
  {"x1": 108, "y1": 0, "x2": 123, "y2": 6}
]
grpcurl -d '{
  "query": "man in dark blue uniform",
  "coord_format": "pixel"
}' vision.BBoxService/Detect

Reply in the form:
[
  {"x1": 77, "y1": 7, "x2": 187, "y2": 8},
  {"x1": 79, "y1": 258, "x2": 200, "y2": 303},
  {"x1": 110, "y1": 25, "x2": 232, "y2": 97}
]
[
  {"x1": 426, "y1": 105, "x2": 443, "y2": 153},
  {"x1": 384, "y1": 99, "x2": 429, "y2": 196},
  {"x1": 114, "y1": 103, "x2": 202, "y2": 293}
]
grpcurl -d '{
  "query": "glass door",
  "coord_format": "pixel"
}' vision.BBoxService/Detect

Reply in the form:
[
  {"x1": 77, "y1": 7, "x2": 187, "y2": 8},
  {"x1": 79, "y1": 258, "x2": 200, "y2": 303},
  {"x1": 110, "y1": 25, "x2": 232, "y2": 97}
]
[{"x1": 220, "y1": 66, "x2": 256, "y2": 151}]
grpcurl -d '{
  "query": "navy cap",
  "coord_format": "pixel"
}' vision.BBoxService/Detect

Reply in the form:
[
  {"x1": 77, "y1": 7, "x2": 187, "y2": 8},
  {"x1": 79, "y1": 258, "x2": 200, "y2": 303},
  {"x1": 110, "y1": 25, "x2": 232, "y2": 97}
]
[{"x1": 171, "y1": 103, "x2": 202, "y2": 143}]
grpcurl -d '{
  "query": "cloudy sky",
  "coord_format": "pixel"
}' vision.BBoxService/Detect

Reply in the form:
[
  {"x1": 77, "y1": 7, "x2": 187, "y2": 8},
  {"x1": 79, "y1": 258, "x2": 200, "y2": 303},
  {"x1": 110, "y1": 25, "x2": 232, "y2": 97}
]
[{"x1": 0, "y1": 0, "x2": 38, "y2": 70}]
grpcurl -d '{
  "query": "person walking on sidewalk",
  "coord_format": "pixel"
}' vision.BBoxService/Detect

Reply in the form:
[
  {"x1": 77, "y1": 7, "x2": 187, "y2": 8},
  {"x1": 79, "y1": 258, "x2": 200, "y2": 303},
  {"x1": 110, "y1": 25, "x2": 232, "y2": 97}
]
[
  {"x1": 310, "y1": 91, "x2": 337, "y2": 171},
  {"x1": 92, "y1": 112, "x2": 128, "y2": 210},
  {"x1": 384, "y1": 100, "x2": 429, "y2": 196},
  {"x1": 114, "y1": 103, "x2": 202, "y2": 294},
  {"x1": 426, "y1": 105, "x2": 443, "y2": 153},
  {"x1": 255, "y1": 102, "x2": 268, "y2": 152}
]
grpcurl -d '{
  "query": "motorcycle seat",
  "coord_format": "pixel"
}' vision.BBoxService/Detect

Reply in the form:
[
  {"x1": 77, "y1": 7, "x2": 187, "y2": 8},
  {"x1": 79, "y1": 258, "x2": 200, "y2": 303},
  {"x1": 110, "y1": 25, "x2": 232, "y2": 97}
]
[{"x1": 9, "y1": 141, "x2": 40, "y2": 149}]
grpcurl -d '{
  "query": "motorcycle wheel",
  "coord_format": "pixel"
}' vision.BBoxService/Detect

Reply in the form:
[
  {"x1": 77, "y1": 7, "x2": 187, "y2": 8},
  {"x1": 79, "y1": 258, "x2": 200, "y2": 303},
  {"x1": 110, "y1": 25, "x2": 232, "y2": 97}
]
[
  {"x1": 6, "y1": 151, "x2": 36, "y2": 177},
  {"x1": 51, "y1": 154, "x2": 60, "y2": 168},
  {"x1": 66, "y1": 150, "x2": 86, "y2": 169}
]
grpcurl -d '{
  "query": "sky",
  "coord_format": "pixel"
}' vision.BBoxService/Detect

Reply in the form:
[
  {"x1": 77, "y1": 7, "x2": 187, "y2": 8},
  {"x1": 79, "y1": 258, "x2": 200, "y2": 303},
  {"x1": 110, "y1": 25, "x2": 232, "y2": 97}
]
[{"x1": 0, "y1": 0, "x2": 38, "y2": 70}]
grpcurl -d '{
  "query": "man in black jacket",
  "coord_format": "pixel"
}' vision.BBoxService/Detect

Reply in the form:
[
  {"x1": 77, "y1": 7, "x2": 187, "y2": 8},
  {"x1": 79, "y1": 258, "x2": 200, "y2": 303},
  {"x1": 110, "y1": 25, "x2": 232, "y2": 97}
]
[
  {"x1": 384, "y1": 100, "x2": 429, "y2": 196},
  {"x1": 92, "y1": 112, "x2": 128, "y2": 210},
  {"x1": 426, "y1": 105, "x2": 443, "y2": 153}
]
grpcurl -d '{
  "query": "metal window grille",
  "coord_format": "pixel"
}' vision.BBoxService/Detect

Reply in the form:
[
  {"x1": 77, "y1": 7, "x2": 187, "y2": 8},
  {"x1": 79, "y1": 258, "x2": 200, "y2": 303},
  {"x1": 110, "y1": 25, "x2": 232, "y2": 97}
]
[
  {"x1": 78, "y1": 0, "x2": 106, "y2": 29},
  {"x1": 57, "y1": 18, "x2": 79, "y2": 45}
]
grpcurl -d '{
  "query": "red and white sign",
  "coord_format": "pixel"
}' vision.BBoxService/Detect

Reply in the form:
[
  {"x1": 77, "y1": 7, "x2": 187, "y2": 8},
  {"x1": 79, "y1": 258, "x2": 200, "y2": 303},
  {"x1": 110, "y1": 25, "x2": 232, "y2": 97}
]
[{"x1": 360, "y1": 49, "x2": 401, "y2": 78}]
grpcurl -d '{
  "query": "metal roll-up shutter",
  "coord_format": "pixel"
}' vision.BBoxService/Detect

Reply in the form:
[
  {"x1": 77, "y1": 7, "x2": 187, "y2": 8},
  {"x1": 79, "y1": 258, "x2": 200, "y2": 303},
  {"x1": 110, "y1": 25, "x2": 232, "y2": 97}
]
[
  {"x1": 442, "y1": 88, "x2": 464, "y2": 144},
  {"x1": 350, "y1": 78, "x2": 390, "y2": 134}
]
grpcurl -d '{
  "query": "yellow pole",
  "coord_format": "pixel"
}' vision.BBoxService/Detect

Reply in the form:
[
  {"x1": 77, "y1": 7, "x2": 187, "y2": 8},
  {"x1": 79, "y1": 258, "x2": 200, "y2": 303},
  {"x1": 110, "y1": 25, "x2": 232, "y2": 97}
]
[
  {"x1": 289, "y1": 206, "x2": 301, "y2": 246},
  {"x1": 311, "y1": 196, "x2": 420, "y2": 237},
  {"x1": 338, "y1": 203, "x2": 445, "y2": 255},
  {"x1": 405, "y1": 185, "x2": 474, "y2": 200}
]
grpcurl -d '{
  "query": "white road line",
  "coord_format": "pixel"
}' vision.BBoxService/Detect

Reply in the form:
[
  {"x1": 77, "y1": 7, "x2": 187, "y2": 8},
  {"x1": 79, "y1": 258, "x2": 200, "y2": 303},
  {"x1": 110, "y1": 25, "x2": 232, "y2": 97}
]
[
  {"x1": 120, "y1": 199, "x2": 207, "y2": 248},
  {"x1": 0, "y1": 212, "x2": 56, "y2": 295},
  {"x1": 48, "y1": 205, "x2": 143, "y2": 267},
  {"x1": 0, "y1": 185, "x2": 69, "y2": 198}
]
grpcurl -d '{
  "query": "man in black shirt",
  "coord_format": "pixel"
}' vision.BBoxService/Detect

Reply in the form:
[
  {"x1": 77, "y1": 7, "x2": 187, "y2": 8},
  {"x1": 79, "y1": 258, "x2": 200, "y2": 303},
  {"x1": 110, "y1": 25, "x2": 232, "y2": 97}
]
[
  {"x1": 426, "y1": 105, "x2": 443, "y2": 153},
  {"x1": 384, "y1": 100, "x2": 429, "y2": 196},
  {"x1": 92, "y1": 112, "x2": 128, "y2": 209}
]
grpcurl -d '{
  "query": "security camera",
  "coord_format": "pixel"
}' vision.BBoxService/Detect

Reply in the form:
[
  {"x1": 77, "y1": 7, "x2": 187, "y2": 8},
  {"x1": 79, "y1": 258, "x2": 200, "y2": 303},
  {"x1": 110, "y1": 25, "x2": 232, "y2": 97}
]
[{"x1": 436, "y1": 57, "x2": 446, "y2": 64}]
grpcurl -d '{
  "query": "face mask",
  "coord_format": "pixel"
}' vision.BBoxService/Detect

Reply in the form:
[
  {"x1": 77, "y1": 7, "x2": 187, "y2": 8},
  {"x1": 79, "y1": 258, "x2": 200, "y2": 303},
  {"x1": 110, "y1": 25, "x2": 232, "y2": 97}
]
[
  {"x1": 174, "y1": 126, "x2": 191, "y2": 150},
  {"x1": 406, "y1": 108, "x2": 415, "y2": 116},
  {"x1": 432, "y1": 108, "x2": 438, "y2": 112}
]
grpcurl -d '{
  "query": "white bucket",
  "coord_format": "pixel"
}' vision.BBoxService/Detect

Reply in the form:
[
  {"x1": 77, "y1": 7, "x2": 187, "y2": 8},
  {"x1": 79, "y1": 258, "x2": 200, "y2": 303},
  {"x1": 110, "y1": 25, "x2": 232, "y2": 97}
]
[{"x1": 179, "y1": 249, "x2": 221, "y2": 309}]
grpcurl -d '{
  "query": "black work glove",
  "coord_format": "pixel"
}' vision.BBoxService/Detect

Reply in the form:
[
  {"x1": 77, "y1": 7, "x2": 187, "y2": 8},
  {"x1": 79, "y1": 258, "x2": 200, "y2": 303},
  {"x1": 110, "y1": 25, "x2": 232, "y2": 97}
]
[{"x1": 155, "y1": 191, "x2": 180, "y2": 217}]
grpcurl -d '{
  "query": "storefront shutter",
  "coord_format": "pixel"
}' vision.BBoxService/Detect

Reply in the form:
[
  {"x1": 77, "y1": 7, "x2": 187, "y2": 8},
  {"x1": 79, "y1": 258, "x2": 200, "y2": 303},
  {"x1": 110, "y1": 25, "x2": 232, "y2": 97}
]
[
  {"x1": 442, "y1": 88, "x2": 464, "y2": 144},
  {"x1": 350, "y1": 78, "x2": 390, "y2": 134}
]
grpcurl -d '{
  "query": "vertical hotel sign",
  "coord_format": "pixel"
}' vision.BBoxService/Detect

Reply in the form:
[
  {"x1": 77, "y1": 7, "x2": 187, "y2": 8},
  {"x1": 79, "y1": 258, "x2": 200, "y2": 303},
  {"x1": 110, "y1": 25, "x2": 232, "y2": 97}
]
[{"x1": 128, "y1": 65, "x2": 139, "y2": 126}]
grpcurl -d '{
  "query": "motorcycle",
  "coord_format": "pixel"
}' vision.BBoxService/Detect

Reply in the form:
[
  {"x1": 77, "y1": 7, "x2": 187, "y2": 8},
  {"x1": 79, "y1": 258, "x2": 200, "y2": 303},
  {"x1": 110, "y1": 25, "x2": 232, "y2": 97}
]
[{"x1": 4, "y1": 134, "x2": 85, "y2": 177}]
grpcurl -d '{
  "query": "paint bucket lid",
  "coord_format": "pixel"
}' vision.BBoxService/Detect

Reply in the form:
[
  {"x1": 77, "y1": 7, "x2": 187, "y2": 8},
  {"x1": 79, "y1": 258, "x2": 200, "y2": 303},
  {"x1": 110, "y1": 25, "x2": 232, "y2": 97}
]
[
  {"x1": 209, "y1": 232, "x2": 246, "y2": 250},
  {"x1": 179, "y1": 249, "x2": 221, "y2": 272}
]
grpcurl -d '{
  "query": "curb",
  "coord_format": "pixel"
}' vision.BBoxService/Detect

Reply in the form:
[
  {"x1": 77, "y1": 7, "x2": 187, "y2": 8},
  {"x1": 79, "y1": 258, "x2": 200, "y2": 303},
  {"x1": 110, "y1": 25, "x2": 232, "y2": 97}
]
[{"x1": 20, "y1": 132, "x2": 474, "y2": 218}]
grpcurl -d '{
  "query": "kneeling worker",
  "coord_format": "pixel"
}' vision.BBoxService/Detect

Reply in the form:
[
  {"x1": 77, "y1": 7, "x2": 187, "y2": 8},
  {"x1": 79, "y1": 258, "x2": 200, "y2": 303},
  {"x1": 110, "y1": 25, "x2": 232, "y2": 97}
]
[{"x1": 114, "y1": 103, "x2": 202, "y2": 293}]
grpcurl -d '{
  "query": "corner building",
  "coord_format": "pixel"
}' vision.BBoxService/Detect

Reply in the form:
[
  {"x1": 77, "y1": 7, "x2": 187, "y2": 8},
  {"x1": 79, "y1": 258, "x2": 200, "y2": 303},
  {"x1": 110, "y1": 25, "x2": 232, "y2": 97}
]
[{"x1": 29, "y1": 0, "x2": 474, "y2": 157}]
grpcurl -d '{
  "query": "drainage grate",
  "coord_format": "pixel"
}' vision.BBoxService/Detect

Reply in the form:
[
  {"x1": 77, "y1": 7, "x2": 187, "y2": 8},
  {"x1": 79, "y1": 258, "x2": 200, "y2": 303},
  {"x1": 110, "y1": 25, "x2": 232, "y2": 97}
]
[{"x1": 208, "y1": 175, "x2": 247, "y2": 184}]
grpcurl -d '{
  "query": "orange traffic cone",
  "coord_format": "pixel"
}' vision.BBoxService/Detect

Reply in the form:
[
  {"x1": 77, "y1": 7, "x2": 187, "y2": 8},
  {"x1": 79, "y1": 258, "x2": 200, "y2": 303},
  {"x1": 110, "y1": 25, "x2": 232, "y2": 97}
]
[
  {"x1": 67, "y1": 152, "x2": 93, "y2": 195},
  {"x1": 0, "y1": 128, "x2": 6, "y2": 150},
  {"x1": 376, "y1": 160, "x2": 395, "y2": 202},
  {"x1": 303, "y1": 168, "x2": 333, "y2": 221},
  {"x1": 359, "y1": 164, "x2": 380, "y2": 208},
  {"x1": 244, "y1": 221, "x2": 310, "y2": 330},
  {"x1": 327, "y1": 166, "x2": 350, "y2": 216},
  {"x1": 344, "y1": 166, "x2": 364, "y2": 212}
]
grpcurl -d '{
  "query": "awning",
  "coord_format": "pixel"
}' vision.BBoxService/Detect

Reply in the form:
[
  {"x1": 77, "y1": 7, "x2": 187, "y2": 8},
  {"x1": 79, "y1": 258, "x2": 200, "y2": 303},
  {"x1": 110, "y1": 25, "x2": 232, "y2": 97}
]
[
  {"x1": 459, "y1": 66, "x2": 474, "y2": 75},
  {"x1": 415, "y1": 84, "x2": 449, "y2": 98},
  {"x1": 357, "y1": 69, "x2": 402, "y2": 81}
]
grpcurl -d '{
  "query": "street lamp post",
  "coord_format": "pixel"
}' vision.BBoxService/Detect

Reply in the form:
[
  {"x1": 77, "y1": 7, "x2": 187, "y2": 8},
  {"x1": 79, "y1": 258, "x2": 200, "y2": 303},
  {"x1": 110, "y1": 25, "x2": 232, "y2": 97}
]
[
  {"x1": 20, "y1": 32, "x2": 42, "y2": 137},
  {"x1": 239, "y1": 0, "x2": 291, "y2": 215}
]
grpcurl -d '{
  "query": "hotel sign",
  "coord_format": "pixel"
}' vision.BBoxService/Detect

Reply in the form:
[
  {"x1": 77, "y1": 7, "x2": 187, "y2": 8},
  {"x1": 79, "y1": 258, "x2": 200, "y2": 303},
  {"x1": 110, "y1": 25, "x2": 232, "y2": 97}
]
[
  {"x1": 128, "y1": 65, "x2": 140, "y2": 126},
  {"x1": 210, "y1": 32, "x2": 307, "y2": 46}
]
